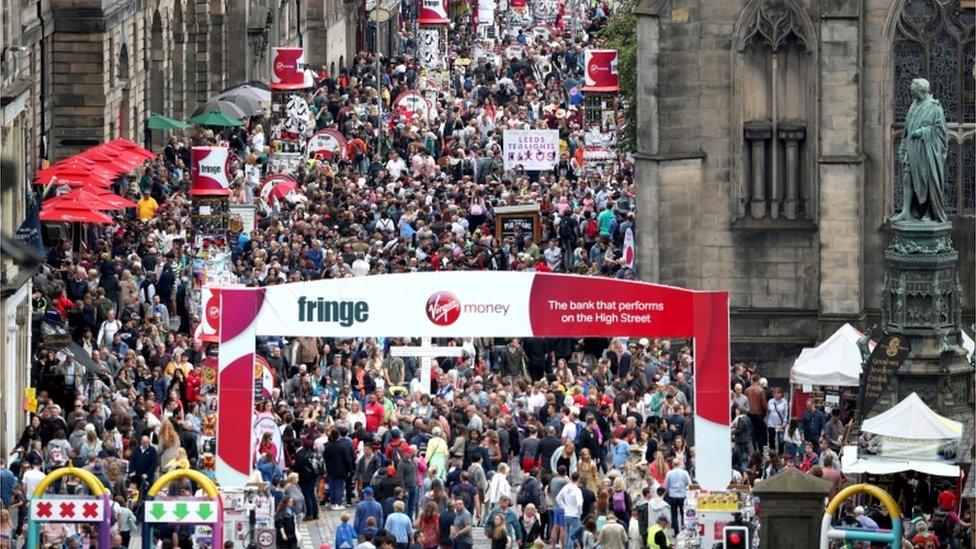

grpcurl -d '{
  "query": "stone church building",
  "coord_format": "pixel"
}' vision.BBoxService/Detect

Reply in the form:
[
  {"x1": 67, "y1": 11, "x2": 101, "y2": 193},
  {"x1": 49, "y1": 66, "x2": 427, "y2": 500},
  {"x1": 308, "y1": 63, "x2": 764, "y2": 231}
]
[{"x1": 633, "y1": 0, "x2": 974, "y2": 379}]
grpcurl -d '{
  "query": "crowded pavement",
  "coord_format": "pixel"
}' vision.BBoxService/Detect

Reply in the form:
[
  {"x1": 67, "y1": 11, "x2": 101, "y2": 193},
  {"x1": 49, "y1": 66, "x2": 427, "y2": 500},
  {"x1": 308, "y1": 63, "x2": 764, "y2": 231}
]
[{"x1": 2, "y1": 0, "x2": 973, "y2": 545}]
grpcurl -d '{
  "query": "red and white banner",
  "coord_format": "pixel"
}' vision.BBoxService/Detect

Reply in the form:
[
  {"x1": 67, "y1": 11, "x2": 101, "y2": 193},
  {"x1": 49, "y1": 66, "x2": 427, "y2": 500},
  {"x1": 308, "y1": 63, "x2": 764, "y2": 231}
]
[
  {"x1": 305, "y1": 130, "x2": 347, "y2": 160},
  {"x1": 214, "y1": 272, "x2": 730, "y2": 489},
  {"x1": 583, "y1": 49, "x2": 620, "y2": 92},
  {"x1": 259, "y1": 174, "x2": 300, "y2": 204},
  {"x1": 270, "y1": 47, "x2": 313, "y2": 90},
  {"x1": 196, "y1": 286, "x2": 222, "y2": 342},
  {"x1": 623, "y1": 227, "x2": 635, "y2": 269},
  {"x1": 31, "y1": 498, "x2": 105, "y2": 522},
  {"x1": 418, "y1": 0, "x2": 449, "y2": 24},
  {"x1": 190, "y1": 146, "x2": 231, "y2": 196},
  {"x1": 394, "y1": 90, "x2": 432, "y2": 121}
]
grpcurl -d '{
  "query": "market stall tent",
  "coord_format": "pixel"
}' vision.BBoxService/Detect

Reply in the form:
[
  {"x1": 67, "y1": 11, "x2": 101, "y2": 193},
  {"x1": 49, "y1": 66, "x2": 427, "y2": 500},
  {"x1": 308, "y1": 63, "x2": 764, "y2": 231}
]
[
  {"x1": 791, "y1": 323, "x2": 873, "y2": 387},
  {"x1": 861, "y1": 391, "x2": 963, "y2": 440}
]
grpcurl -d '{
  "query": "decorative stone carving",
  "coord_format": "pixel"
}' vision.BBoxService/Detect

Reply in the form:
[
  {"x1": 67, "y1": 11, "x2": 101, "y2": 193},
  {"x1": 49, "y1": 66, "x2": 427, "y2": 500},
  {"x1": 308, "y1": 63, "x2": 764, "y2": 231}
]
[
  {"x1": 821, "y1": 0, "x2": 861, "y2": 18},
  {"x1": 733, "y1": 0, "x2": 815, "y2": 53}
]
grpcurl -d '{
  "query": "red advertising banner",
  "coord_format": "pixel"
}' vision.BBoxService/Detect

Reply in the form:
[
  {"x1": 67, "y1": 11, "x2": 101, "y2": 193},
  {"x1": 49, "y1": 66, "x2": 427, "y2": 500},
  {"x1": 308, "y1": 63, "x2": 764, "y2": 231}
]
[
  {"x1": 305, "y1": 129, "x2": 347, "y2": 160},
  {"x1": 213, "y1": 272, "x2": 732, "y2": 490},
  {"x1": 270, "y1": 47, "x2": 312, "y2": 90},
  {"x1": 583, "y1": 49, "x2": 619, "y2": 92},
  {"x1": 418, "y1": 0, "x2": 449, "y2": 24},
  {"x1": 190, "y1": 146, "x2": 231, "y2": 196}
]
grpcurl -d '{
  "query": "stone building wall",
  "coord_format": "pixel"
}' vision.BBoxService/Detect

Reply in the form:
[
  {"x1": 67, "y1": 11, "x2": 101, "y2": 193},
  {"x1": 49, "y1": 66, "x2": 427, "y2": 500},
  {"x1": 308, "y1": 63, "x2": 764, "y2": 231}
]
[
  {"x1": 3, "y1": 0, "x2": 355, "y2": 165},
  {"x1": 635, "y1": 0, "x2": 975, "y2": 375}
]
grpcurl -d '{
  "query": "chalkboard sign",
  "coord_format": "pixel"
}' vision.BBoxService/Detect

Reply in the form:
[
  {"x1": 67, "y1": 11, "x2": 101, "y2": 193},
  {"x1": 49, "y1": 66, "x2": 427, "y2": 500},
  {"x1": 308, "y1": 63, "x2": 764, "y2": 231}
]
[{"x1": 858, "y1": 333, "x2": 912, "y2": 420}]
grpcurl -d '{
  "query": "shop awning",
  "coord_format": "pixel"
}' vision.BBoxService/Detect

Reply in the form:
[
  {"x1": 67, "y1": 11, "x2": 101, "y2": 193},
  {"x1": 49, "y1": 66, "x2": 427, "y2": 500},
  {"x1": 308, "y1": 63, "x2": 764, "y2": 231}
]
[{"x1": 147, "y1": 112, "x2": 191, "y2": 130}]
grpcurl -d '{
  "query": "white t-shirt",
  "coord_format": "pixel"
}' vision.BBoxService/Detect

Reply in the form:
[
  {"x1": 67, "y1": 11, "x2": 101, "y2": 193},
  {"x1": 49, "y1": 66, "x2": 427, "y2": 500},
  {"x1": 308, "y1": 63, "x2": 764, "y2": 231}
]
[{"x1": 24, "y1": 468, "x2": 46, "y2": 499}]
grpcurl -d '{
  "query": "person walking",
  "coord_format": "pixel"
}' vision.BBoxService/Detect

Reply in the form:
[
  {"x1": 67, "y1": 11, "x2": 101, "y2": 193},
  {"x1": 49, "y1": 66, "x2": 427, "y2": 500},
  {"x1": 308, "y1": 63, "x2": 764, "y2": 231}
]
[
  {"x1": 662, "y1": 459, "x2": 690, "y2": 531},
  {"x1": 555, "y1": 472, "x2": 583, "y2": 549},
  {"x1": 324, "y1": 429, "x2": 355, "y2": 510}
]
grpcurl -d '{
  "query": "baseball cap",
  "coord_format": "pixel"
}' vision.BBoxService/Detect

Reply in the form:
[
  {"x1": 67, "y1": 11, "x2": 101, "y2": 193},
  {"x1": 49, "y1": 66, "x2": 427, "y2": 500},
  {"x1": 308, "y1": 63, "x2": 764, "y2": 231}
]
[{"x1": 363, "y1": 487, "x2": 374, "y2": 496}]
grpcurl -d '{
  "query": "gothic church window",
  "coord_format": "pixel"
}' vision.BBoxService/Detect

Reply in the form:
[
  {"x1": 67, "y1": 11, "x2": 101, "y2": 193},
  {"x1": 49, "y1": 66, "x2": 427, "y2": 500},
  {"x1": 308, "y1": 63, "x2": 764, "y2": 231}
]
[
  {"x1": 732, "y1": 0, "x2": 816, "y2": 222},
  {"x1": 891, "y1": 0, "x2": 975, "y2": 216}
]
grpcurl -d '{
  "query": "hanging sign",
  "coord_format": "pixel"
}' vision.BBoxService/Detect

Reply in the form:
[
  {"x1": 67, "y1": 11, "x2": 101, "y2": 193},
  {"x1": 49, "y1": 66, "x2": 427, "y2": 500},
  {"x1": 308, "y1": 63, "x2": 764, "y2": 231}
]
[
  {"x1": 270, "y1": 47, "x2": 313, "y2": 90},
  {"x1": 858, "y1": 333, "x2": 912, "y2": 420},
  {"x1": 305, "y1": 130, "x2": 347, "y2": 160},
  {"x1": 31, "y1": 498, "x2": 105, "y2": 522},
  {"x1": 144, "y1": 500, "x2": 219, "y2": 523},
  {"x1": 583, "y1": 49, "x2": 620, "y2": 92},
  {"x1": 190, "y1": 147, "x2": 231, "y2": 196},
  {"x1": 259, "y1": 174, "x2": 300, "y2": 204},
  {"x1": 418, "y1": 28, "x2": 442, "y2": 70},
  {"x1": 505, "y1": 45, "x2": 525, "y2": 59},
  {"x1": 417, "y1": 0, "x2": 449, "y2": 24}
]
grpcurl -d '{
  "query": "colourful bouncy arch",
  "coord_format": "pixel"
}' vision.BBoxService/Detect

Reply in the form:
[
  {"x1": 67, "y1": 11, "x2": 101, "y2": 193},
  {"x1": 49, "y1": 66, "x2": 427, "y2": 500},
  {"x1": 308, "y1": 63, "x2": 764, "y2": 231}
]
[
  {"x1": 27, "y1": 466, "x2": 112, "y2": 549},
  {"x1": 820, "y1": 483, "x2": 903, "y2": 549},
  {"x1": 141, "y1": 466, "x2": 224, "y2": 549}
]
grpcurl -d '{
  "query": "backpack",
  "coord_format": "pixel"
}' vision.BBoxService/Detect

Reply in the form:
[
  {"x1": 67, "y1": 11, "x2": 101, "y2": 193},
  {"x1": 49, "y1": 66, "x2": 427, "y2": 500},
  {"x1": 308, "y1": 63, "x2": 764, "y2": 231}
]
[
  {"x1": 931, "y1": 508, "x2": 953, "y2": 540},
  {"x1": 559, "y1": 217, "x2": 575, "y2": 240},
  {"x1": 517, "y1": 477, "x2": 540, "y2": 507},
  {"x1": 612, "y1": 491, "x2": 627, "y2": 513},
  {"x1": 584, "y1": 219, "x2": 599, "y2": 239},
  {"x1": 335, "y1": 522, "x2": 357, "y2": 549},
  {"x1": 573, "y1": 421, "x2": 586, "y2": 445},
  {"x1": 49, "y1": 444, "x2": 66, "y2": 467}
]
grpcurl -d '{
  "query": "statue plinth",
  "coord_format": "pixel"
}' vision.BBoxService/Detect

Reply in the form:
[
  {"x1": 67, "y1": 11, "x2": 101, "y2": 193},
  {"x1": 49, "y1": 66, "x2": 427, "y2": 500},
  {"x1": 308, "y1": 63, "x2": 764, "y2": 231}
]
[{"x1": 881, "y1": 220, "x2": 974, "y2": 419}]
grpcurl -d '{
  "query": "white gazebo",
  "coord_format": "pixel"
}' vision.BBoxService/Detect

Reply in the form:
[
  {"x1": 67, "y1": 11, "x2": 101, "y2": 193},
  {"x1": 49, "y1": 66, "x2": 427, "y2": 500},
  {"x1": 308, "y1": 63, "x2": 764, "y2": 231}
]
[{"x1": 791, "y1": 323, "x2": 873, "y2": 388}]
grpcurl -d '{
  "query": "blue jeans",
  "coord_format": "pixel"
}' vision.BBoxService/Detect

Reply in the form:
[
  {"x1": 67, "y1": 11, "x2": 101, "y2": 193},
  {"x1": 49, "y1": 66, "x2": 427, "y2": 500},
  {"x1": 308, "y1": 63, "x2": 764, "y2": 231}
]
[
  {"x1": 564, "y1": 516, "x2": 582, "y2": 549},
  {"x1": 329, "y1": 476, "x2": 345, "y2": 506},
  {"x1": 406, "y1": 485, "x2": 419, "y2": 518}
]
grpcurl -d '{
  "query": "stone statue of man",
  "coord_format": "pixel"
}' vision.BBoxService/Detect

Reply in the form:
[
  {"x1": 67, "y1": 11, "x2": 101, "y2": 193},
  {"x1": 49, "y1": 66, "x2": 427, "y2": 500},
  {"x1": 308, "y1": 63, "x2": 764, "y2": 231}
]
[{"x1": 891, "y1": 78, "x2": 949, "y2": 223}]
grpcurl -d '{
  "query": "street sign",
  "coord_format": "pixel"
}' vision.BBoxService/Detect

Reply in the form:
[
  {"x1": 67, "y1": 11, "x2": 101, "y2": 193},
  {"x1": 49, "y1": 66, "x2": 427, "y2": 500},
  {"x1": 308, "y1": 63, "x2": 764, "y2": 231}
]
[
  {"x1": 256, "y1": 529, "x2": 276, "y2": 547},
  {"x1": 144, "y1": 500, "x2": 219, "y2": 523},
  {"x1": 31, "y1": 498, "x2": 105, "y2": 522}
]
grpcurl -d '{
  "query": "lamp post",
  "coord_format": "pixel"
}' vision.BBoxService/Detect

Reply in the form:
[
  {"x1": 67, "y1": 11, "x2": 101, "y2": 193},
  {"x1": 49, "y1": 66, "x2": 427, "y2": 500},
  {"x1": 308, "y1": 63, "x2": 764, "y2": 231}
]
[{"x1": 368, "y1": 1, "x2": 390, "y2": 159}]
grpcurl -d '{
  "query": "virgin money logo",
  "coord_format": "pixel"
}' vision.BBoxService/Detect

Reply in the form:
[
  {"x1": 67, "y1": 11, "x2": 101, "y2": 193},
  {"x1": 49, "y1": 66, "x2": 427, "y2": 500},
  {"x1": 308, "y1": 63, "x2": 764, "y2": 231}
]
[
  {"x1": 426, "y1": 291, "x2": 461, "y2": 326},
  {"x1": 588, "y1": 62, "x2": 610, "y2": 73}
]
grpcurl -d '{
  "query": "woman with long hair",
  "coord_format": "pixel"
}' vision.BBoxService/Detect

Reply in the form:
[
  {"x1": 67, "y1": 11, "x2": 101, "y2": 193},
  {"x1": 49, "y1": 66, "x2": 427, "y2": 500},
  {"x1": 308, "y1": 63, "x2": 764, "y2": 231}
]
[
  {"x1": 486, "y1": 463, "x2": 512, "y2": 510},
  {"x1": 79, "y1": 428, "x2": 102, "y2": 461},
  {"x1": 274, "y1": 496, "x2": 298, "y2": 548},
  {"x1": 163, "y1": 447, "x2": 189, "y2": 472},
  {"x1": 577, "y1": 448, "x2": 599, "y2": 492},
  {"x1": 157, "y1": 419, "x2": 181, "y2": 471},
  {"x1": 669, "y1": 436, "x2": 690, "y2": 471},
  {"x1": 518, "y1": 503, "x2": 543, "y2": 549},
  {"x1": 647, "y1": 451, "x2": 670, "y2": 488},
  {"x1": 414, "y1": 501, "x2": 440, "y2": 549}
]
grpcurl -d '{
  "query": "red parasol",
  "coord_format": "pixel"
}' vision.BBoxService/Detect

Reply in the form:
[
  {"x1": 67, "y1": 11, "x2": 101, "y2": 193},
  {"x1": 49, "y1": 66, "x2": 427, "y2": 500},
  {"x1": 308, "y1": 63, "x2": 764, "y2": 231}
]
[
  {"x1": 34, "y1": 161, "x2": 118, "y2": 185},
  {"x1": 105, "y1": 139, "x2": 156, "y2": 160},
  {"x1": 40, "y1": 201, "x2": 115, "y2": 224},
  {"x1": 76, "y1": 148, "x2": 141, "y2": 172},
  {"x1": 45, "y1": 188, "x2": 136, "y2": 210}
]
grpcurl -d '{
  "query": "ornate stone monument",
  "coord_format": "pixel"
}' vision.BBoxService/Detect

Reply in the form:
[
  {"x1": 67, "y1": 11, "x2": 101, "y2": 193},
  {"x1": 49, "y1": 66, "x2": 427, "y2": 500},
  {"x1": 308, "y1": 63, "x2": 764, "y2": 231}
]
[{"x1": 881, "y1": 78, "x2": 974, "y2": 418}]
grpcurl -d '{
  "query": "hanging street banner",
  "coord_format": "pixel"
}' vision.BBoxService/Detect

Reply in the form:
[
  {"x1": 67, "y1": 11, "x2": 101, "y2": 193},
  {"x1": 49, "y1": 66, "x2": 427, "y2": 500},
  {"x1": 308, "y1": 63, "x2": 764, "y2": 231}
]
[
  {"x1": 858, "y1": 332, "x2": 912, "y2": 420},
  {"x1": 418, "y1": 27, "x2": 442, "y2": 70},
  {"x1": 418, "y1": 0, "x2": 449, "y2": 24},
  {"x1": 144, "y1": 500, "x2": 219, "y2": 523},
  {"x1": 270, "y1": 47, "x2": 313, "y2": 90},
  {"x1": 31, "y1": 498, "x2": 105, "y2": 522},
  {"x1": 583, "y1": 49, "x2": 620, "y2": 92},
  {"x1": 190, "y1": 147, "x2": 231, "y2": 196},
  {"x1": 306, "y1": 129, "x2": 347, "y2": 160},
  {"x1": 503, "y1": 129, "x2": 559, "y2": 171}
]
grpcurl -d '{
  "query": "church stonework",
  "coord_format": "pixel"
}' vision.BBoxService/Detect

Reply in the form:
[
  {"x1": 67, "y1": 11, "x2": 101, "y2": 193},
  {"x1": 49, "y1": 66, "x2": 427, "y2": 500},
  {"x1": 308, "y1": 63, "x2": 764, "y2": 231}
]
[{"x1": 633, "y1": 0, "x2": 975, "y2": 394}]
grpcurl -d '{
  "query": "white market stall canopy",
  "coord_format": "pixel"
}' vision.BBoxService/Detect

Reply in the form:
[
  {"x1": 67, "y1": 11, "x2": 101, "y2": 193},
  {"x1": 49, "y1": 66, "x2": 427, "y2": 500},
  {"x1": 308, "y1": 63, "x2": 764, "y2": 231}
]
[
  {"x1": 862, "y1": 392, "x2": 964, "y2": 440},
  {"x1": 962, "y1": 329, "x2": 974, "y2": 356},
  {"x1": 791, "y1": 323, "x2": 873, "y2": 387},
  {"x1": 842, "y1": 445, "x2": 961, "y2": 477}
]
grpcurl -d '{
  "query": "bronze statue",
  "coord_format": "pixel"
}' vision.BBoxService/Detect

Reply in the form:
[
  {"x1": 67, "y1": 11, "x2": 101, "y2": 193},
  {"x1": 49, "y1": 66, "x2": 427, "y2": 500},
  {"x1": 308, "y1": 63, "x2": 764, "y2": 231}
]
[{"x1": 891, "y1": 78, "x2": 949, "y2": 223}]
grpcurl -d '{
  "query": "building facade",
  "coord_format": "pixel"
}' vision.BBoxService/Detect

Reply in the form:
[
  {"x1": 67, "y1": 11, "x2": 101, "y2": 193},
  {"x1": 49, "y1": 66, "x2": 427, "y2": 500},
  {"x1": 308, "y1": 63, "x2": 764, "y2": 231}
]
[
  {"x1": 634, "y1": 0, "x2": 974, "y2": 379},
  {"x1": 1, "y1": 0, "x2": 357, "y2": 171}
]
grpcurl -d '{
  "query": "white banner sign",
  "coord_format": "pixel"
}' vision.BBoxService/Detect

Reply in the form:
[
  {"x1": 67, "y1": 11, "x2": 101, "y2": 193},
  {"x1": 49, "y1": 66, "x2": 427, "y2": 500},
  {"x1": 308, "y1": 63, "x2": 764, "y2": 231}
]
[
  {"x1": 418, "y1": 28, "x2": 442, "y2": 69},
  {"x1": 503, "y1": 129, "x2": 559, "y2": 171},
  {"x1": 30, "y1": 498, "x2": 105, "y2": 522}
]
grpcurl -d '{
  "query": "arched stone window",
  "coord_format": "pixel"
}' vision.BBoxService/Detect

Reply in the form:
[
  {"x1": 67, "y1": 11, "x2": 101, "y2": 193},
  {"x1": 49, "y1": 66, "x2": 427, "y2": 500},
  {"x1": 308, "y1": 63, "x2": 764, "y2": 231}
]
[
  {"x1": 731, "y1": 0, "x2": 817, "y2": 223},
  {"x1": 890, "y1": 0, "x2": 974, "y2": 216},
  {"x1": 118, "y1": 43, "x2": 130, "y2": 81}
]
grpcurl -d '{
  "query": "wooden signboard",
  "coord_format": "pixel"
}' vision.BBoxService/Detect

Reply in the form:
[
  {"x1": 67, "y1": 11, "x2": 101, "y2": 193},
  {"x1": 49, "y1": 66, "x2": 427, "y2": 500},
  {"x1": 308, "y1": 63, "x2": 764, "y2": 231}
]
[{"x1": 493, "y1": 204, "x2": 541, "y2": 243}]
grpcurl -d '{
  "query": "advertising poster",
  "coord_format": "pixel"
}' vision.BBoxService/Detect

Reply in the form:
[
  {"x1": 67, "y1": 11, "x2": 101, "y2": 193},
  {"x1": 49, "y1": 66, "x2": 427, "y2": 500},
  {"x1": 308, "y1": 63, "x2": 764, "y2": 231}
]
[
  {"x1": 394, "y1": 90, "x2": 433, "y2": 121},
  {"x1": 502, "y1": 129, "x2": 559, "y2": 170},
  {"x1": 418, "y1": 28, "x2": 442, "y2": 69},
  {"x1": 417, "y1": 0, "x2": 449, "y2": 24},
  {"x1": 270, "y1": 47, "x2": 313, "y2": 90},
  {"x1": 190, "y1": 147, "x2": 231, "y2": 196},
  {"x1": 583, "y1": 49, "x2": 620, "y2": 92}
]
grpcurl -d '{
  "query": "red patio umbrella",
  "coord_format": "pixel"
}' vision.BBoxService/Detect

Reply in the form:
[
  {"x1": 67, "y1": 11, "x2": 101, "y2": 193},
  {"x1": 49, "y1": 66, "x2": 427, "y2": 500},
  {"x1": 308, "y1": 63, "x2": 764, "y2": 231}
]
[
  {"x1": 34, "y1": 161, "x2": 118, "y2": 185},
  {"x1": 40, "y1": 202, "x2": 114, "y2": 224},
  {"x1": 106, "y1": 139, "x2": 156, "y2": 160},
  {"x1": 76, "y1": 148, "x2": 139, "y2": 173},
  {"x1": 45, "y1": 189, "x2": 136, "y2": 210}
]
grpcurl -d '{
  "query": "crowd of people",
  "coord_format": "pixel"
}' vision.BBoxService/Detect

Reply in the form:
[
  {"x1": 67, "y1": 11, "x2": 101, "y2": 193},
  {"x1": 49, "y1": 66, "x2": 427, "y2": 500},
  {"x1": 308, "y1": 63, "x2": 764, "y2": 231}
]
[{"x1": 3, "y1": 0, "x2": 972, "y2": 546}]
